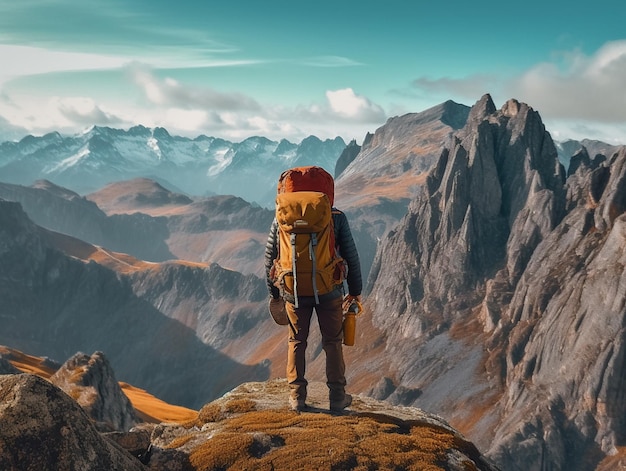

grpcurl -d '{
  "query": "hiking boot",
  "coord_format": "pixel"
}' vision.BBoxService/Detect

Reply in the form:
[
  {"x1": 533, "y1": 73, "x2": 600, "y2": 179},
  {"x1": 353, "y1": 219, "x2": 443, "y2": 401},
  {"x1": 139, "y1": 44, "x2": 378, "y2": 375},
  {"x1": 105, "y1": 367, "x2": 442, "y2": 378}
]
[
  {"x1": 289, "y1": 397, "x2": 308, "y2": 412},
  {"x1": 330, "y1": 394, "x2": 352, "y2": 411}
]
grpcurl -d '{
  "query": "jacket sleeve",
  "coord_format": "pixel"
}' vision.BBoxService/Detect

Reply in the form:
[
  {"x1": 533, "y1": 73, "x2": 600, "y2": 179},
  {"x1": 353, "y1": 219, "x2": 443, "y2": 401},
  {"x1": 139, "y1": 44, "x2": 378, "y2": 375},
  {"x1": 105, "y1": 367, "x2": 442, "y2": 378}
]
[
  {"x1": 264, "y1": 218, "x2": 280, "y2": 299},
  {"x1": 333, "y1": 210, "x2": 362, "y2": 296}
]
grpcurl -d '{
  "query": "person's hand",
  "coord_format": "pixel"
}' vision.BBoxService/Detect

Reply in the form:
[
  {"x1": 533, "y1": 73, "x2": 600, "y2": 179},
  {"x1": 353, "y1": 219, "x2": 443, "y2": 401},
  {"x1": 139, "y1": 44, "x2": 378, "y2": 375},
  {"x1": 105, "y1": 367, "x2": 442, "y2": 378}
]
[{"x1": 342, "y1": 294, "x2": 362, "y2": 312}]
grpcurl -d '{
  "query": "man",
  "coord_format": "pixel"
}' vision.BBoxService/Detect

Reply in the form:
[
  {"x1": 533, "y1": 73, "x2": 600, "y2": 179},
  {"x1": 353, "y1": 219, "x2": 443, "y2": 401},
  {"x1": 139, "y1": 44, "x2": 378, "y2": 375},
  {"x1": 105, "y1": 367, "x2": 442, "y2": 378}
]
[{"x1": 264, "y1": 179, "x2": 362, "y2": 412}]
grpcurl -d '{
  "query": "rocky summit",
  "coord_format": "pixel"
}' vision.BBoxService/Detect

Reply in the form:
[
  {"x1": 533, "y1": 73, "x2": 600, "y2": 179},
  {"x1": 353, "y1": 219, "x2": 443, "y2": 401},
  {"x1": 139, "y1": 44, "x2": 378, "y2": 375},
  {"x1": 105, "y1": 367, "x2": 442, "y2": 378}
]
[{"x1": 0, "y1": 371, "x2": 499, "y2": 471}]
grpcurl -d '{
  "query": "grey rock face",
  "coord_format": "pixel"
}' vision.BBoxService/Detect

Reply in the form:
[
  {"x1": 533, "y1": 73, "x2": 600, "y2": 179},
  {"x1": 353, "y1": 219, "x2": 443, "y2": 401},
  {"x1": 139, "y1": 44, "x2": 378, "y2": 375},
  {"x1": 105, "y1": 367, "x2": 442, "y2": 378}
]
[
  {"x1": 0, "y1": 374, "x2": 145, "y2": 471},
  {"x1": 50, "y1": 351, "x2": 139, "y2": 432},
  {"x1": 369, "y1": 94, "x2": 565, "y2": 338},
  {"x1": 335, "y1": 100, "x2": 471, "y2": 282},
  {"x1": 488, "y1": 146, "x2": 626, "y2": 470},
  {"x1": 366, "y1": 94, "x2": 625, "y2": 470}
]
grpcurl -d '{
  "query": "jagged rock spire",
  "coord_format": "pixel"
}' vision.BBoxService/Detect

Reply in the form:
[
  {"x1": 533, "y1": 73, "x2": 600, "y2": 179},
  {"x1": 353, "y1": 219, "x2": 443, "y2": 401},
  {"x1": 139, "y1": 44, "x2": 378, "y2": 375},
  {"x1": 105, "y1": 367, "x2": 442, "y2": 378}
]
[{"x1": 51, "y1": 351, "x2": 138, "y2": 432}]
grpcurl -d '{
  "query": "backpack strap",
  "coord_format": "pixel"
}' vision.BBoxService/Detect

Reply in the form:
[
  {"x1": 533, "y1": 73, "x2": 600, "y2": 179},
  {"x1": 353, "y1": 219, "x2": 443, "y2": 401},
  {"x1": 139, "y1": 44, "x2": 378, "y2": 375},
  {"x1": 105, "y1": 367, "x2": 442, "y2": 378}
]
[
  {"x1": 310, "y1": 233, "x2": 320, "y2": 305},
  {"x1": 290, "y1": 233, "x2": 299, "y2": 307}
]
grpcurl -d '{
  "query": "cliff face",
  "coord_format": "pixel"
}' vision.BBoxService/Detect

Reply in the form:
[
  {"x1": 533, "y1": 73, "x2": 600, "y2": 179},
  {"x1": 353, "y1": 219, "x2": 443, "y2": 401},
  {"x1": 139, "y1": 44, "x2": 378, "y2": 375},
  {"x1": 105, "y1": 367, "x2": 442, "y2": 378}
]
[
  {"x1": 366, "y1": 94, "x2": 625, "y2": 470},
  {"x1": 488, "y1": 146, "x2": 626, "y2": 470}
]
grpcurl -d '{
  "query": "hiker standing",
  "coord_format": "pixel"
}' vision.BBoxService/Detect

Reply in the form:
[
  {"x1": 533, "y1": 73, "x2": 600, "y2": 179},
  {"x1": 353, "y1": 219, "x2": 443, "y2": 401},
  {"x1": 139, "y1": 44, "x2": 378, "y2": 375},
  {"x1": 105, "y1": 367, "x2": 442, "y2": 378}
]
[{"x1": 265, "y1": 166, "x2": 362, "y2": 412}]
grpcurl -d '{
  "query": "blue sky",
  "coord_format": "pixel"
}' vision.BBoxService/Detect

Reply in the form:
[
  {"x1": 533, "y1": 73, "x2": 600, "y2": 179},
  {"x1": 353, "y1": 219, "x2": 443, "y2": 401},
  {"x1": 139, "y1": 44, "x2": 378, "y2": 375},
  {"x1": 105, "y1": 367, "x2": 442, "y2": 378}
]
[{"x1": 0, "y1": 0, "x2": 625, "y2": 144}]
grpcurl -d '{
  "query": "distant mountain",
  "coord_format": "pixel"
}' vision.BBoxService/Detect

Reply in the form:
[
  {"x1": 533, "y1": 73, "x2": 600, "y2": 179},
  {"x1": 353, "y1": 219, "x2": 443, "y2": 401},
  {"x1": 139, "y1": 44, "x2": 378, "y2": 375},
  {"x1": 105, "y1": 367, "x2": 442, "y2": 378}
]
[
  {"x1": 555, "y1": 138, "x2": 621, "y2": 171},
  {"x1": 0, "y1": 178, "x2": 274, "y2": 276},
  {"x1": 0, "y1": 126, "x2": 346, "y2": 207}
]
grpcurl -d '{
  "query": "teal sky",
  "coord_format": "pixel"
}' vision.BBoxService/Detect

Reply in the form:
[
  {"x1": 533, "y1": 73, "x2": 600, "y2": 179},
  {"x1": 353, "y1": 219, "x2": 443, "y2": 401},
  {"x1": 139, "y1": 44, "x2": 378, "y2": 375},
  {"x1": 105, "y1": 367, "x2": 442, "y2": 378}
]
[{"x1": 1, "y1": 0, "x2": 625, "y2": 144}]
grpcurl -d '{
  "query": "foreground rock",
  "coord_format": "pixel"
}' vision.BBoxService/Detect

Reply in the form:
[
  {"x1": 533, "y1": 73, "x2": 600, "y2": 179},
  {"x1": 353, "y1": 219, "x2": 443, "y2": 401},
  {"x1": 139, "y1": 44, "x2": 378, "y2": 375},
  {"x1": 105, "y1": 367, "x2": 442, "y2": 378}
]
[
  {"x1": 0, "y1": 374, "x2": 499, "y2": 471},
  {"x1": 141, "y1": 379, "x2": 500, "y2": 471},
  {"x1": 0, "y1": 374, "x2": 145, "y2": 471}
]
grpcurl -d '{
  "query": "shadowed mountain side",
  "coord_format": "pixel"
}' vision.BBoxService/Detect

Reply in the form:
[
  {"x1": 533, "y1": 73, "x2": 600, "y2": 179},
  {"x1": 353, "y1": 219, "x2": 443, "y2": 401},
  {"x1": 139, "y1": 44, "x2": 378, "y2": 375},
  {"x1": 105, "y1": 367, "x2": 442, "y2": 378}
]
[
  {"x1": 0, "y1": 179, "x2": 174, "y2": 262},
  {"x1": 334, "y1": 100, "x2": 470, "y2": 281},
  {"x1": 40, "y1": 222, "x2": 270, "y2": 351},
  {"x1": 0, "y1": 178, "x2": 275, "y2": 276},
  {"x1": 0, "y1": 200, "x2": 269, "y2": 409}
]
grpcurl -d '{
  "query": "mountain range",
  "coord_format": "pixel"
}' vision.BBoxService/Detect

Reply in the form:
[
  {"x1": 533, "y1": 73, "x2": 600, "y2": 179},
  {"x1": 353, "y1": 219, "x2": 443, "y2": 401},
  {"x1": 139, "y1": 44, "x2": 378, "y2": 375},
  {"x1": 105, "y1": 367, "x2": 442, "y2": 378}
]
[
  {"x1": 1, "y1": 94, "x2": 625, "y2": 470},
  {"x1": 0, "y1": 126, "x2": 345, "y2": 208}
]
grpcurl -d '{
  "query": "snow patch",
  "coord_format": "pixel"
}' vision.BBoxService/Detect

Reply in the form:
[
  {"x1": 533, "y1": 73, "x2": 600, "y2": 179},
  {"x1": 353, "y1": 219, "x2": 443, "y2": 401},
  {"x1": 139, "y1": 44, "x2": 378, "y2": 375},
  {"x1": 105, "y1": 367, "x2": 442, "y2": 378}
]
[
  {"x1": 206, "y1": 148, "x2": 232, "y2": 176},
  {"x1": 45, "y1": 146, "x2": 90, "y2": 173},
  {"x1": 147, "y1": 137, "x2": 162, "y2": 160}
]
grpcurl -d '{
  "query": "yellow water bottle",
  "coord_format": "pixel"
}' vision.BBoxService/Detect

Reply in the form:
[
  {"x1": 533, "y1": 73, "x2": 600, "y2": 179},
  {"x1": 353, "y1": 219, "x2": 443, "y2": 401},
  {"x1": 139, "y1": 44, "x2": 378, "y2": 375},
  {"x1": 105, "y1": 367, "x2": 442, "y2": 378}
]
[{"x1": 342, "y1": 301, "x2": 360, "y2": 346}]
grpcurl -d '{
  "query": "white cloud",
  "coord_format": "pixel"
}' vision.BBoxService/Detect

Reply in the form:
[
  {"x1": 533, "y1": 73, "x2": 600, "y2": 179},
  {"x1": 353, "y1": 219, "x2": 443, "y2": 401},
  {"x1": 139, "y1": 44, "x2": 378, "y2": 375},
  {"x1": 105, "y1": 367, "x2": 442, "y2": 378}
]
[
  {"x1": 507, "y1": 40, "x2": 626, "y2": 123},
  {"x1": 298, "y1": 56, "x2": 364, "y2": 67},
  {"x1": 325, "y1": 88, "x2": 386, "y2": 122},
  {"x1": 129, "y1": 64, "x2": 260, "y2": 111},
  {"x1": 54, "y1": 97, "x2": 120, "y2": 126}
]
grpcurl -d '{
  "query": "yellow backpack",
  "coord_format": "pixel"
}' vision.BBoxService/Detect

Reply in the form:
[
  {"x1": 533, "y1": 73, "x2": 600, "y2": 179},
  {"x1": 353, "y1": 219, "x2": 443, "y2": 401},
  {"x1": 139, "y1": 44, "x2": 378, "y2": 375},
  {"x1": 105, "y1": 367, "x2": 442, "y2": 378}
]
[{"x1": 272, "y1": 190, "x2": 344, "y2": 307}]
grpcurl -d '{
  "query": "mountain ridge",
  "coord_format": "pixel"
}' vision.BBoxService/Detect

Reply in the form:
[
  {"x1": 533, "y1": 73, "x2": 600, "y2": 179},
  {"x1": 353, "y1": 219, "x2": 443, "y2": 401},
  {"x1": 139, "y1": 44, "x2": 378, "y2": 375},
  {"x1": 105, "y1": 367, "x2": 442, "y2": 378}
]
[{"x1": 0, "y1": 128, "x2": 346, "y2": 207}]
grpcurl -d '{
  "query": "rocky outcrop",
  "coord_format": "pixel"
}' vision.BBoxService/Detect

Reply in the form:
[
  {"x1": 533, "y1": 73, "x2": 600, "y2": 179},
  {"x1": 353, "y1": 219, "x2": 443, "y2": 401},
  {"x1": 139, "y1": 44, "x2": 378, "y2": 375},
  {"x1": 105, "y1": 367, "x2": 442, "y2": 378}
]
[
  {"x1": 0, "y1": 374, "x2": 499, "y2": 471},
  {"x1": 365, "y1": 94, "x2": 626, "y2": 470},
  {"x1": 50, "y1": 351, "x2": 139, "y2": 432},
  {"x1": 143, "y1": 379, "x2": 500, "y2": 471},
  {"x1": 0, "y1": 374, "x2": 146, "y2": 471}
]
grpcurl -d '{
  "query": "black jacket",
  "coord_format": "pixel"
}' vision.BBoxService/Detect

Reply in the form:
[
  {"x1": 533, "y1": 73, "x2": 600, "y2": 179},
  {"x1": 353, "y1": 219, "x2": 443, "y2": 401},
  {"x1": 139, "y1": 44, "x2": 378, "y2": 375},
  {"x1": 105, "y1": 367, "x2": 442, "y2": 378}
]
[{"x1": 264, "y1": 208, "x2": 362, "y2": 299}]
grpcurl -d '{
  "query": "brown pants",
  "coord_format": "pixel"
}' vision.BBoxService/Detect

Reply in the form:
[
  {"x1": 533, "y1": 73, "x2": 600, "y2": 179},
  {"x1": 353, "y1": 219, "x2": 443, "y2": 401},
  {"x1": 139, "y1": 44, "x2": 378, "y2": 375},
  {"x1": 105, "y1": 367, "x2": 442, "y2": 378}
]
[{"x1": 285, "y1": 295, "x2": 346, "y2": 403}]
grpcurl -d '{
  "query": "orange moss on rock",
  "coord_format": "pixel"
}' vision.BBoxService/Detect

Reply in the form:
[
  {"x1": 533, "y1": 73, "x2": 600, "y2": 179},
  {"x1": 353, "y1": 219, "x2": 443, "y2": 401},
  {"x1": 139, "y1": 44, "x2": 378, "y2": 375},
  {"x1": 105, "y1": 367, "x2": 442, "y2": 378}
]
[{"x1": 186, "y1": 408, "x2": 482, "y2": 471}]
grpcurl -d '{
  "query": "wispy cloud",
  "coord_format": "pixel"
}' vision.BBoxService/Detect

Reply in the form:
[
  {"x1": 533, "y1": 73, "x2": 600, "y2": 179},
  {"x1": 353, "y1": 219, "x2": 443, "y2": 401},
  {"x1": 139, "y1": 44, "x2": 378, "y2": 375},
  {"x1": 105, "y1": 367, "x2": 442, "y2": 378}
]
[
  {"x1": 129, "y1": 64, "x2": 261, "y2": 111},
  {"x1": 54, "y1": 97, "x2": 122, "y2": 126},
  {"x1": 411, "y1": 74, "x2": 500, "y2": 102},
  {"x1": 0, "y1": 45, "x2": 128, "y2": 84},
  {"x1": 297, "y1": 56, "x2": 364, "y2": 67}
]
